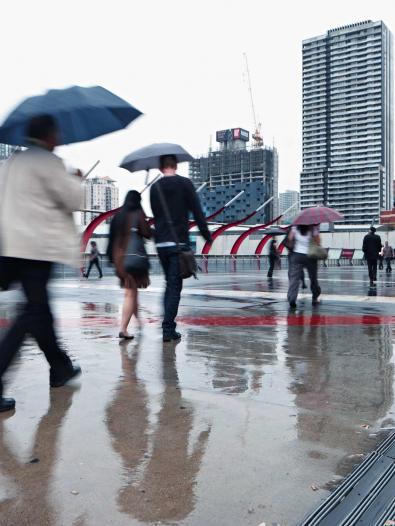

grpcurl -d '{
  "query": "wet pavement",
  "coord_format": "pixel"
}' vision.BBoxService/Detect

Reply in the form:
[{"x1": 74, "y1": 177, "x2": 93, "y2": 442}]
[{"x1": 0, "y1": 267, "x2": 395, "y2": 526}]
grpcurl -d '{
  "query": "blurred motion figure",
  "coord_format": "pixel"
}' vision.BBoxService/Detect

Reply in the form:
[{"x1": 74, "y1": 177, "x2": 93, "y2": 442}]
[{"x1": 0, "y1": 115, "x2": 82, "y2": 413}]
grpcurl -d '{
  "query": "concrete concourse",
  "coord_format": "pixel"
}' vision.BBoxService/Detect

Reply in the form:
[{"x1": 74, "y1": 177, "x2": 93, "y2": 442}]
[{"x1": 0, "y1": 267, "x2": 394, "y2": 525}]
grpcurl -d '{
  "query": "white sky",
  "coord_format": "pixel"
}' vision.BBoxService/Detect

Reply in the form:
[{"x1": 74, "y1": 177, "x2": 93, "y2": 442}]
[{"x1": 1, "y1": 0, "x2": 394, "y2": 205}]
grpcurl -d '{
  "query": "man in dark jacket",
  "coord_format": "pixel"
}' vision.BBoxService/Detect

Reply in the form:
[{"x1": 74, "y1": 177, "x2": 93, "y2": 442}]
[
  {"x1": 267, "y1": 238, "x2": 278, "y2": 278},
  {"x1": 150, "y1": 155, "x2": 212, "y2": 342},
  {"x1": 362, "y1": 226, "x2": 382, "y2": 287}
]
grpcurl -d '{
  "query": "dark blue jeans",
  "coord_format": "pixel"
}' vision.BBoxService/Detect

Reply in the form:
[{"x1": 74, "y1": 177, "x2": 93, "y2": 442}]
[{"x1": 158, "y1": 247, "x2": 183, "y2": 336}]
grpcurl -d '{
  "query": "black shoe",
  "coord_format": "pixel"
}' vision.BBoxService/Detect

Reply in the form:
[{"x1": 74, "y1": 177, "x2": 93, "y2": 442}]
[
  {"x1": 312, "y1": 298, "x2": 320, "y2": 306},
  {"x1": 163, "y1": 332, "x2": 182, "y2": 343},
  {"x1": 0, "y1": 397, "x2": 15, "y2": 413},
  {"x1": 50, "y1": 365, "x2": 81, "y2": 388},
  {"x1": 119, "y1": 332, "x2": 134, "y2": 340},
  {"x1": 302, "y1": 284, "x2": 307, "y2": 289},
  {"x1": 289, "y1": 301, "x2": 297, "y2": 310}
]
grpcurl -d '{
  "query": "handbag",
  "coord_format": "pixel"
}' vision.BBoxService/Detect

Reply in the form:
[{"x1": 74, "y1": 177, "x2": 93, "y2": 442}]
[
  {"x1": 283, "y1": 231, "x2": 295, "y2": 251},
  {"x1": 123, "y1": 212, "x2": 150, "y2": 276},
  {"x1": 308, "y1": 239, "x2": 328, "y2": 260},
  {"x1": 156, "y1": 180, "x2": 198, "y2": 279}
]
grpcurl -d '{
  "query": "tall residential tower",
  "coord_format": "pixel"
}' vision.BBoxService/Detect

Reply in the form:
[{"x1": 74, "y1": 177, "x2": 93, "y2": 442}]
[{"x1": 301, "y1": 20, "x2": 393, "y2": 223}]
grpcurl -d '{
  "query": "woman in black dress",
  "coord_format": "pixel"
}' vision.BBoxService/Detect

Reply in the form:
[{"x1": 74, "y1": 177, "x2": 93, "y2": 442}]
[{"x1": 108, "y1": 191, "x2": 151, "y2": 339}]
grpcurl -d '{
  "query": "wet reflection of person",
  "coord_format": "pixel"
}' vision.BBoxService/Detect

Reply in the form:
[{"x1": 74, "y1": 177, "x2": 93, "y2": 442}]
[
  {"x1": 105, "y1": 339, "x2": 149, "y2": 510},
  {"x1": 111, "y1": 343, "x2": 211, "y2": 523},
  {"x1": 0, "y1": 387, "x2": 78, "y2": 524},
  {"x1": 0, "y1": 116, "x2": 82, "y2": 413}
]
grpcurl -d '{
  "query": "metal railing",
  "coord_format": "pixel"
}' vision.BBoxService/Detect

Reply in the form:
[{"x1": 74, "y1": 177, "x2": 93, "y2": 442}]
[{"x1": 52, "y1": 255, "x2": 365, "y2": 278}]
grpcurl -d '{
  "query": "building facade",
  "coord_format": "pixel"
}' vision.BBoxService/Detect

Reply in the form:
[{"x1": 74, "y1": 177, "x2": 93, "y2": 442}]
[
  {"x1": 0, "y1": 144, "x2": 16, "y2": 161},
  {"x1": 301, "y1": 20, "x2": 393, "y2": 224},
  {"x1": 83, "y1": 176, "x2": 119, "y2": 225},
  {"x1": 279, "y1": 190, "x2": 300, "y2": 224},
  {"x1": 190, "y1": 128, "x2": 278, "y2": 225}
]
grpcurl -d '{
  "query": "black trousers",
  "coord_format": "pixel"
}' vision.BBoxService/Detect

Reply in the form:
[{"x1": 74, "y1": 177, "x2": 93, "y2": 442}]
[
  {"x1": 267, "y1": 255, "x2": 277, "y2": 278},
  {"x1": 157, "y1": 247, "x2": 183, "y2": 336},
  {"x1": 85, "y1": 258, "x2": 102, "y2": 278},
  {"x1": 367, "y1": 259, "x2": 378, "y2": 282},
  {"x1": 0, "y1": 258, "x2": 72, "y2": 396},
  {"x1": 385, "y1": 257, "x2": 392, "y2": 273}
]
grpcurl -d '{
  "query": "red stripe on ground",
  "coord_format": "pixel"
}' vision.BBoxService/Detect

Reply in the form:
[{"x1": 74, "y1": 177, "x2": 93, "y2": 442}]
[
  {"x1": 178, "y1": 315, "x2": 395, "y2": 326},
  {"x1": 0, "y1": 315, "x2": 393, "y2": 330}
]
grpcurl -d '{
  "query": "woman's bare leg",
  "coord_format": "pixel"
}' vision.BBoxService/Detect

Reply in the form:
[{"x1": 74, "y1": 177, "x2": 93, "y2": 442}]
[{"x1": 120, "y1": 289, "x2": 135, "y2": 335}]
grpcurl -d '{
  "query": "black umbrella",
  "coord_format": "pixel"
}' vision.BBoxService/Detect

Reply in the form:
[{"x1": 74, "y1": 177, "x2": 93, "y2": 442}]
[{"x1": 120, "y1": 143, "x2": 194, "y2": 173}]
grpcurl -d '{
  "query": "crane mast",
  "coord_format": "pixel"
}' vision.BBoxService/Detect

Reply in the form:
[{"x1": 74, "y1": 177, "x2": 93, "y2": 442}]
[{"x1": 243, "y1": 52, "x2": 263, "y2": 148}]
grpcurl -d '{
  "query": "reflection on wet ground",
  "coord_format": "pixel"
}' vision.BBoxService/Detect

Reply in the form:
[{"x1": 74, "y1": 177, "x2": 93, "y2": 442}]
[{"x1": 0, "y1": 270, "x2": 394, "y2": 525}]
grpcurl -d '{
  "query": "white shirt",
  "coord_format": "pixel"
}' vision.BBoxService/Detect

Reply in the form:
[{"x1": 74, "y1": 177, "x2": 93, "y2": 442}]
[{"x1": 292, "y1": 226, "x2": 319, "y2": 255}]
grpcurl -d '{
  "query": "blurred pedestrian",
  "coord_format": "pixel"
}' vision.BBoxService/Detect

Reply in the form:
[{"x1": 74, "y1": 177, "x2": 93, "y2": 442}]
[
  {"x1": 108, "y1": 190, "x2": 151, "y2": 339},
  {"x1": 378, "y1": 245, "x2": 384, "y2": 270},
  {"x1": 362, "y1": 226, "x2": 382, "y2": 287},
  {"x1": 150, "y1": 155, "x2": 212, "y2": 342},
  {"x1": 267, "y1": 238, "x2": 279, "y2": 278},
  {"x1": 301, "y1": 269, "x2": 307, "y2": 289},
  {"x1": 84, "y1": 241, "x2": 103, "y2": 278},
  {"x1": 287, "y1": 225, "x2": 322, "y2": 309},
  {"x1": 382, "y1": 241, "x2": 393, "y2": 274},
  {"x1": 0, "y1": 115, "x2": 82, "y2": 413}
]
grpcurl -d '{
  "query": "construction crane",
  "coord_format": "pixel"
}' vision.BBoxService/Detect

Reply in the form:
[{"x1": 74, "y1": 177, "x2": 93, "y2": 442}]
[{"x1": 243, "y1": 52, "x2": 263, "y2": 148}]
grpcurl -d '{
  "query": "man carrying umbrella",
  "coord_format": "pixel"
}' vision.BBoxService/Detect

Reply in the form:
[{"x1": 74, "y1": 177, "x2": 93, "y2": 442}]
[
  {"x1": 0, "y1": 115, "x2": 83, "y2": 412},
  {"x1": 150, "y1": 154, "x2": 212, "y2": 342},
  {"x1": 0, "y1": 84, "x2": 142, "y2": 413}
]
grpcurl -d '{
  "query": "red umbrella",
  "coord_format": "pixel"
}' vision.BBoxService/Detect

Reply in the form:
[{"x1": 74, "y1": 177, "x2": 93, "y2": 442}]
[{"x1": 292, "y1": 206, "x2": 343, "y2": 225}]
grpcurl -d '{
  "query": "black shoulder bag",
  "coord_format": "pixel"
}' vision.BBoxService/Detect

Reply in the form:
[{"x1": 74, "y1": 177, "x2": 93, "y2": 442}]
[
  {"x1": 123, "y1": 211, "x2": 150, "y2": 276},
  {"x1": 156, "y1": 180, "x2": 198, "y2": 280}
]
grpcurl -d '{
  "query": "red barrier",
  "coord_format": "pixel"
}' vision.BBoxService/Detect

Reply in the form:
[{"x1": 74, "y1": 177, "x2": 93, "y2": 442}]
[
  {"x1": 201, "y1": 209, "x2": 265, "y2": 255},
  {"x1": 230, "y1": 216, "x2": 283, "y2": 255}
]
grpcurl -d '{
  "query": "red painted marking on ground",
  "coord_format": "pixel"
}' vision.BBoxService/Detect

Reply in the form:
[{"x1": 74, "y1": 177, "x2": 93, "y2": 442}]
[
  {"x1": 178, "y1": 314, "x2": 395, "y2": 327},
  {"x1": 0, "y1": 314, "x2": 393, "y2": 330}
]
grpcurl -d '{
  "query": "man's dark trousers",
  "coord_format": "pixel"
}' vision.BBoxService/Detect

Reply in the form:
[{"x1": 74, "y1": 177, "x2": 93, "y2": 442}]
[
  {"x1": 157, "y1": 247, "x2": 183, "y2": 337},
  {"x1": 0, "y1": 257, "x2": 73, "y2": 396},
  {"x1": 85, "y1": 258, "x2": 102, "y2": 278},
  {"x1": 367, "y1": 259, "x2": 378, "y2": 283}
]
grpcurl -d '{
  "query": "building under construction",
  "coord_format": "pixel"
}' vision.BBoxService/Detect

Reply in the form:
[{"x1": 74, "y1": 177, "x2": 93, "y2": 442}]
[{"x1": 189, "y1": 128, "x2": 278, "y2": 225}]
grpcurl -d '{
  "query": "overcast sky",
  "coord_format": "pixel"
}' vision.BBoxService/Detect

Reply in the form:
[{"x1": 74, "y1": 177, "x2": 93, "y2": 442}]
[{"x1": 2, "y1": 0, "x2": 394, "y2": 204}]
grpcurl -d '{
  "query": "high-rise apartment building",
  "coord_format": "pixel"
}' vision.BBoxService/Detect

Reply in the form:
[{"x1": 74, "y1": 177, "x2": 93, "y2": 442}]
[
  {"x1": 279, "y1": 190, "x2": 300, "y2": 224},
  {"x1": 190, "y1": 128, "x2": 278, "y2": 225},
  {"x1": 83, "y1": 176, "x2": 119, "y2": 225},
  {"x1": 301, "y1": 20, "x2": 393, "y2": 224}
]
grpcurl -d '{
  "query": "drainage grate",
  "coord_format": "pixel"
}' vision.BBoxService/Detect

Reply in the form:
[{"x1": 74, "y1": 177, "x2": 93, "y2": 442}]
[{"x1": 299, "y1": 432, "x2": 395, "y2": 526}]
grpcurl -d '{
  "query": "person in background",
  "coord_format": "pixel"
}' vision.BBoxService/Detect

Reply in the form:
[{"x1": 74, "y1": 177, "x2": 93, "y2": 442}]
[
  {"x1": 287, "y1": 224, "x2": 321, "y2": 309},
  {"x1": 108, "y1": 191, "x2": 151, "y2": 339},
  {"x1": 362, "y1": 226, "x2": 382, "y2": 287},
  {"x1": 267, "y1": 238, "x2": 279, "y2": 278},
  {"x1": 301, "y1": 269, "x2": 307, "y2": 289},
  {"x1": 150, "y1": 155, "x2": 212, "y2": 342},
  {"x1": 378, "y1": 245, "x2": 384, "y2": 270},
  {"x1": 0, "y1": 115, "x2": 82, "y2": 413},
  {"x1": 382, "y1": 240, "x2": 394, "y2": 274},
  {"x1": 84, "y1": 241, "x2": 103, "y2": 279}
]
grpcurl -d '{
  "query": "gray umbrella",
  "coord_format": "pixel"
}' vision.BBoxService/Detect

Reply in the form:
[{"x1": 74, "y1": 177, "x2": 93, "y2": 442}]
[{"x1": 120, "y1": 143, "x2": 194, "y2": 173}]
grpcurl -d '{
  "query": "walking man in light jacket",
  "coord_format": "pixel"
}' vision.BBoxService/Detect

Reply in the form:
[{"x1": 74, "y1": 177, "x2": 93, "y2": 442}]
[{"x1": 0, "y1": 115, "x2": 83, "y2": 413}]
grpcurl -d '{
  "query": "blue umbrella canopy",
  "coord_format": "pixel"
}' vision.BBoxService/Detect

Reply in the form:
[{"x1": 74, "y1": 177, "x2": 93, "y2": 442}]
[
  {"x1": 0, "y1": 85, "x2": 142, "y2": 146},
  {"x1": 120, "y1": 143, "x2": 194, "y2": 173}
]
